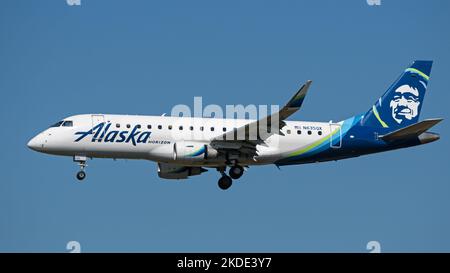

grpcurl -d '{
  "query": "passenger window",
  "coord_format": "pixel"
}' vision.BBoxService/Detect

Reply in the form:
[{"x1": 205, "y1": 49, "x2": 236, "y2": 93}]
[
  {"x1": 50, "y1": 121, "x2": 64, "y2": 128},
  {"x1": 62, "y1": 121, "x2": 73, "y2": 127},
  {"x1": 287, "y1": 129, "x2": 291, "y2": 134},
  {"x1": 307, "y1": 130, "x2": 312, "y2": 135},
  {"x1": 190, "y1": 126, "x2": 194, "y2": 131},
  {"x1": 168, "y1": 125, "x2": 172, "y2": 130},
  {"x1": 200, "y1": 126, "x2": 204, "y2": 131},
  {"x1": 179, "y1": 126, "x2": 183, "y2": 130},
  {"x1": 318, "y1": 131, "x2": 322, "y2": 136},
  {"x1": 116, "y1": 123, "x2": 120, "y2": 128},
  {"x1": 126, "y1": 124, "x2": 131, "y2": 129},
  {"x1": 158, "y1": 125, "x2": 162, "y2": 129},
  {"x1": 297, "y1": 130, "x2": 301, "y2": 135},
  {"x1": 210, "y1": 127, "x2": 215, "y2": 132},
  {"x1": 147, "y1": 125, "x2": 151, "y2": 129},
  {"x1": 136, "y1": 125, "x2": 141, "y2": 129},
  {"x1": 223, "y1": 127, "x2": 227, "y2": 132}
]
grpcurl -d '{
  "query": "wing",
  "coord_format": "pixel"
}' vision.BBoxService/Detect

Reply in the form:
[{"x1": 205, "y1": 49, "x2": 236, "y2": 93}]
[
  {"x1": 213, "y1": 80, "x2": 312, "y2": 142},
  {"x1": 210, "y1": 80, "x2": 312, "y2": 157}
]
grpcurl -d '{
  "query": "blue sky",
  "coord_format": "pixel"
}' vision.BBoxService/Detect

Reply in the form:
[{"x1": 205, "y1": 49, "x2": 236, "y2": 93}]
[{"x1": 1, "y1": 0, "x2": 449, "y2": 252}]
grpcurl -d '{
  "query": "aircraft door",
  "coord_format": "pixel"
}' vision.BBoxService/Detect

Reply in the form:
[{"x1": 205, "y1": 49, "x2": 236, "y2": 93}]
[
  {"x1": 91, "y1": 114, "x2": 105, "y2": 128},
  {"x1": 329, "y1": 123, "x2": 342, "y2": 148}
]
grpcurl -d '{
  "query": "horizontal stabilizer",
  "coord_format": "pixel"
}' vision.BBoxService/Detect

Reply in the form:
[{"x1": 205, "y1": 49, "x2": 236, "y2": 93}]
[{"x1": 380, "y1": 118, "x2": 443, "y2": 142}]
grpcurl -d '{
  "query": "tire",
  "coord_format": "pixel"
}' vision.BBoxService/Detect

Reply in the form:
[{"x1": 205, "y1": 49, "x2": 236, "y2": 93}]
[
  {"x1": 229, "y1": 166, "x2": 244, "y2": 179},
  {"x1": 76, "y1": 171, "x2": 86, "y2": 181},
  {"x1": 218, "y1": 175, "x2": 232, "y2": 190}
]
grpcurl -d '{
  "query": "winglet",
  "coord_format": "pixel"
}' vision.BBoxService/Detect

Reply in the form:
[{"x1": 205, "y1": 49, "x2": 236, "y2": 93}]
[
  {"x1": 285, "y1": 80, "x2": 312, "y2": 109},
  {"x1": 278, "y1": 80, "x2": 312, "y2": 121}
]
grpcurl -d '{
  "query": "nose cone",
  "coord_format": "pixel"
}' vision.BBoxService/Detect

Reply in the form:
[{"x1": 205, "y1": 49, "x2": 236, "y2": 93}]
[{"x1": 27, "y1": 135, "x2": 43, "y2": 151}]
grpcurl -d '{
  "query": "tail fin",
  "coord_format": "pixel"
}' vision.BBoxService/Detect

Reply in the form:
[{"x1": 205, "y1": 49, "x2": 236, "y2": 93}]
[{"x1": 361, "y1": 61, "x2": 433, "y2": 130}]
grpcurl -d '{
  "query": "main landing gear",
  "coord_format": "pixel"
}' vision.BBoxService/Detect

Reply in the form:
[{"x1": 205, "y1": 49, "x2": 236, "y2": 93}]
[
  {"x1": 229, "y1": 165, "x2": 244, "y2": 179},
  {"x1": 218, "y1": 174, "x2": 232, "y2": 190},
  {"x1": 74, "y1": 155, "x2": 88, "y2": 181},
  {"x1": 216, "y1": 164, "x2": 245, "y2": 190}
]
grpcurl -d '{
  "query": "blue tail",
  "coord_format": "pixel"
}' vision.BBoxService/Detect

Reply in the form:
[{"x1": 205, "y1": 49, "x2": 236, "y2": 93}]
[{"x1": 361, "y1": 61, "x2": 433, "y2": 131}]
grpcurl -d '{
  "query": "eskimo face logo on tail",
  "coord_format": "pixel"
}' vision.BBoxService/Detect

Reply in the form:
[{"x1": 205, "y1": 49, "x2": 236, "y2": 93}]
[
  {"x1": 389, "y1": 85, "x2": 420, "y2": 124},
  {"x1": 74, "y1": 123, "x2": 151, "y2": 146},
  {"x1": 381, "y1": 67, "x2": 429, "y2": 127}
]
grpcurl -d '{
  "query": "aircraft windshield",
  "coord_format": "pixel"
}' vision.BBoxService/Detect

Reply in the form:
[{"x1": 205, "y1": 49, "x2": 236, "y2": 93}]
[
  {"x1": 62, "y1": 121, "x2": 73, "y2": 127},
  {"x1": 49, "y1": 121, "x2": 64, "y2": 128}
]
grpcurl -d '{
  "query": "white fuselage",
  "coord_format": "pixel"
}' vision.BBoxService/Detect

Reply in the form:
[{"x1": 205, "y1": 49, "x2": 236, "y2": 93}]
[{"x1": 28, "y1": 114, "x2": 341, "y2": 167}]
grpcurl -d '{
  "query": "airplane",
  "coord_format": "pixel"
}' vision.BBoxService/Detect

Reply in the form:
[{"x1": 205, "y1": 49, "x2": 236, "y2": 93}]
[{"x1": 27, "y1": 61, "x2": 442, "y2": 190}]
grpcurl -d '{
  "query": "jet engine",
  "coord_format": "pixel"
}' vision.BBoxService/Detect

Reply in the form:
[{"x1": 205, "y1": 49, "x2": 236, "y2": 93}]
[
  {"x1": 173, "y1": 141, "x2": 218, "y2": 161},
  {"x1": 157, "y1": 163, "x2": 207, "y2": 179}
]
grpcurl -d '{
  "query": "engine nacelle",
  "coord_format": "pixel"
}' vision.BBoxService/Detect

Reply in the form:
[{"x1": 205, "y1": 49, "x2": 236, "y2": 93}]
[
  {"x1": 157, "y1": 163, "x2": 207, "y2": 179},
  {"x1": 173, "y1": 141, "x2": 218, "y2": 161}
]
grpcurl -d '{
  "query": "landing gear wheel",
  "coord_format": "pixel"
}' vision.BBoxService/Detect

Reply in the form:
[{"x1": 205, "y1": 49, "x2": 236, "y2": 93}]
[
  {"x1": 218, "y1": 175, "x2": 232, "y2": 190},
  {"x1": 74, "y1": 156, "x2": 88, "y2": 182},
  {"x1": 76, "y1": 171, "x2": 86, "y2": 181},
  {"x1": 229, "y1": 165, "x2": 244, "y2": 179}
]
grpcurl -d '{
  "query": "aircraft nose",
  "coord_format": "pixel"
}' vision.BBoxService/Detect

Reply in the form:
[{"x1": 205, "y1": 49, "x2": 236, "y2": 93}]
[{"x1": 27, "y1": 135, "x2": 43, "y2": 151}]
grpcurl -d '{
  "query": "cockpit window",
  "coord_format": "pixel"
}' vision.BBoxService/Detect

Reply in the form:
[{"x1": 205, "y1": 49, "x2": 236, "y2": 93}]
[
  {"x1": 62, "y1": 120, "x2": 73, "y2": 127},
  {"x1": 50, "y1": 121, "x2": 64, "y2": 127}
]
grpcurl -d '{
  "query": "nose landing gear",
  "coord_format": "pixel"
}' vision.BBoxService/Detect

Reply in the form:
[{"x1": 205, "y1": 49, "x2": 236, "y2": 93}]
[
  {"x1": 76, "y1": 170, "x2": 86, "y2": 180},
  {"x1": 74, "y1": 155, "x2": 88, "y2": 181}
]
